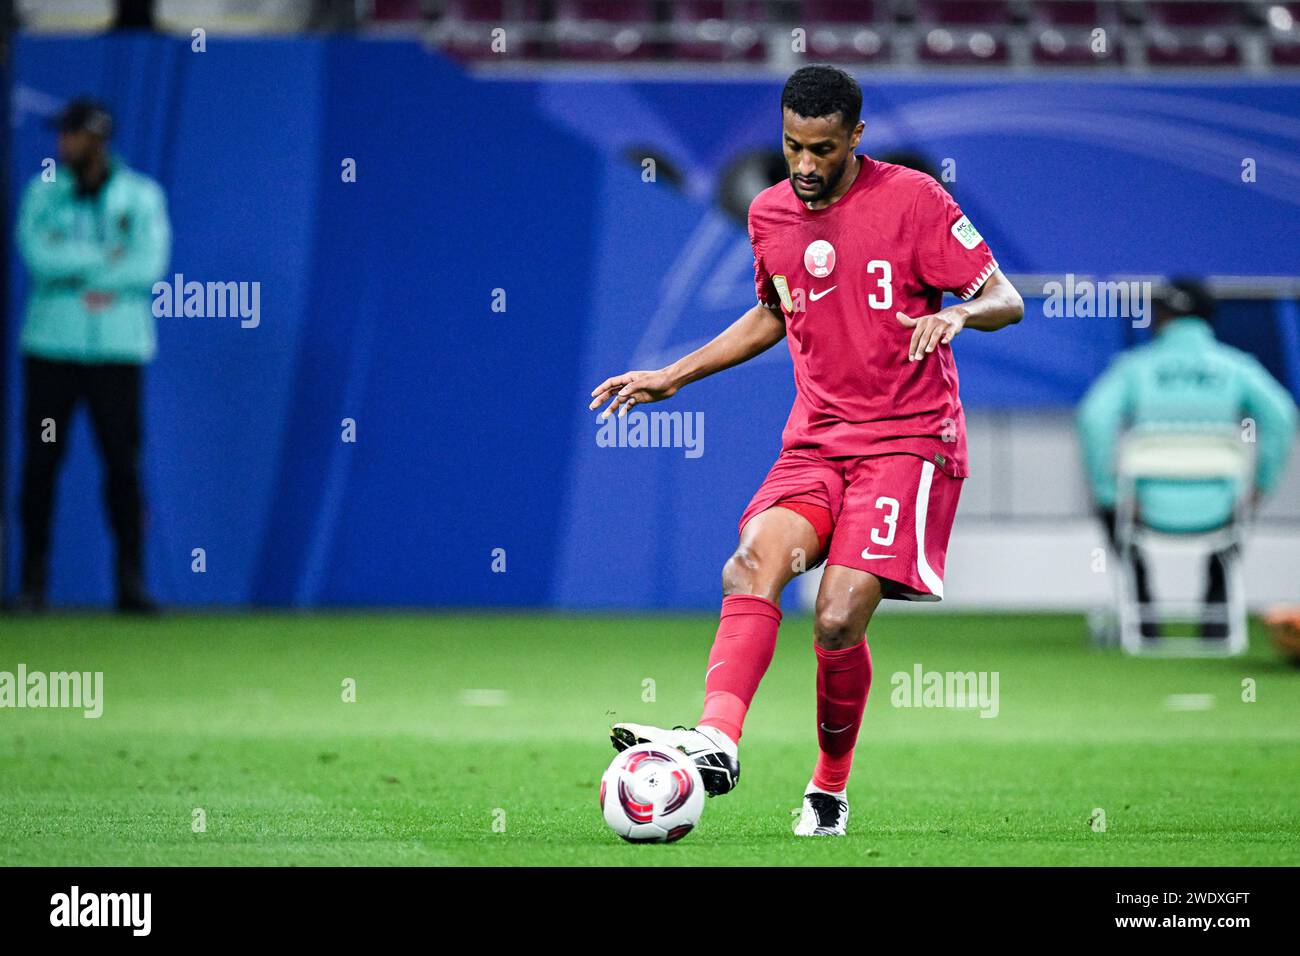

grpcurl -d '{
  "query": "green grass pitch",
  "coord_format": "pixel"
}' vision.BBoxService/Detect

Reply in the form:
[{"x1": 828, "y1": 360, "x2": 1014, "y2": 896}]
[{"x1": 1, "y1": 611, "x2": 1297, "y2": 866}]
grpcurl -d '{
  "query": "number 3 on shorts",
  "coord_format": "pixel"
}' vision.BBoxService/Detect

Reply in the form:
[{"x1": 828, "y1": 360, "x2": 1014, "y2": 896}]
[{"x1": 871, "y1": 496, "x2": 900, "y2": 547}]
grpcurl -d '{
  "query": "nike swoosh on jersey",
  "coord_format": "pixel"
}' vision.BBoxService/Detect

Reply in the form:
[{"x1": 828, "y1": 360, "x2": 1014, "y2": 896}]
[
  {"x1": 860, "y1": 548, "x2": 895, "y2": 560},
  {"x1": 808, "y1": 286, "x2": 837, "y2": 301},
  {"x1": 820, "y1": 723, "x2": 852, "y2": 733}
]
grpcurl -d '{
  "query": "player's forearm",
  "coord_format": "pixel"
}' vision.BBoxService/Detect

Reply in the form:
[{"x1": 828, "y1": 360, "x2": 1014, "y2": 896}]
[
  {"x1": 949, "y1": 272, "x2": 1023, "y2": 332},
  {"x1": 664, "y1": 303, "x2": 785, "y2": 389}
]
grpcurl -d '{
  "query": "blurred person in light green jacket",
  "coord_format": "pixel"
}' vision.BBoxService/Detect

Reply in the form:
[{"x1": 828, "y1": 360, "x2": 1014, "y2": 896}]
[
  {"x1": 1077, "y1": 278, "x2": 1297, "y2": 637},
  {"x1": 10, "y1": 97, "x2": 171, "y2": 613}
]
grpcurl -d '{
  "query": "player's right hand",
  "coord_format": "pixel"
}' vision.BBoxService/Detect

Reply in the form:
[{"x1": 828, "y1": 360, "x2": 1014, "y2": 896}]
[{"x1": 589, "y1": 369, "x2": 679, "y2": 419}]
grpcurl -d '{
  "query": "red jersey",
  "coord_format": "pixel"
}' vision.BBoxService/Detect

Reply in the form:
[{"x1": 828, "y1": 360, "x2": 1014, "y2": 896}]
[{"x1": 748, "y1": 154, "x2": 999, "y2": 478}]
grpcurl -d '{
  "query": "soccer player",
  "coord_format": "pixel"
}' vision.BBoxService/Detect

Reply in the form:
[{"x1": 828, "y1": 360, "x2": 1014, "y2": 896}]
[{"x1": 589, "y1": 66, "x2": 1023, "y2": 836}]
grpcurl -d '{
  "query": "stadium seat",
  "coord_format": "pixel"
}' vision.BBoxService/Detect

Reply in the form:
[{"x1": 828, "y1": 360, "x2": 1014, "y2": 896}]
[
  {"x1": 441, "y1": 0, "x2": 549, "y2": 60},
  {"x1": 915, "y1": 0, "x2": 1011, "y2": 63},
  {"x1": 553, "y1": 0, "x2": 662, "y2": 61},
  {"x1": 806, "y1": 27, "x2": 890, "y2": 60},
  {"x1": 917, "y1": 28, "x2": 1009, "y2": 63},
  {"x1": 797, "y1": 0, "x2": 889, "y2": 62},
  {"x1": 371, "y1": 0, "x2": 426, "y2": 20},
  {"x1": 445, "y1": 0, "x2": 509, "y2": 21},
  {"x1": 1272, "y1": 39, "x2": 1300, "y2": 65},
  {"x1": 671, "y1": 0, "x2": 769, "y2": 62},
  {"x1": 1145, "y1": 33, "x2": 1242, "y2": 67},
  {"x1": 1143, "y1": 1, "x2": 1245, "y2": 66},
  {"x1": 800, "y1": 0, "x2": 880, "y2": 21},
  {"x1": 917, "y1": 0, "x2": 1013, "y2": 25},
  {"x1": 1265, "y1": 2, "x2": 1300, "y2": 65},
  {"x1": 1029, "y1": 1, "x2": 1125, "y2": 65},
  {"x1": 1146, "y1": 0, "x2": 1244, "y2": 27},
  {"x1": 1032, "y1": 0, "x2": 1107, "y2": 25}
]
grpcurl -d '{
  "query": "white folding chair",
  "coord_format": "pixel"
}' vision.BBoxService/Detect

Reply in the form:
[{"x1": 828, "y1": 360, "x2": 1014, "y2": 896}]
[{"x1": 1113, "y1": 426, "x2": 1254, "y2": 657}]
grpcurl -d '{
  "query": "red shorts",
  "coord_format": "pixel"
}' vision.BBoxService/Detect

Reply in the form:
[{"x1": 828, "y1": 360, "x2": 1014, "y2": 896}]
[{"x1": 738, "y1": 450, "x2": 963, "y2": 601}]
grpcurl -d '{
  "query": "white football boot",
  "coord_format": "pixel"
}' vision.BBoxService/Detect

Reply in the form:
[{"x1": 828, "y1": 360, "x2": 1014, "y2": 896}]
[
  {"x1": 610, "y1": 722, "x2": 740, "y2": 796},
  {"x1": 793, "y1": 781, "x2": 849, "y2": 836}
]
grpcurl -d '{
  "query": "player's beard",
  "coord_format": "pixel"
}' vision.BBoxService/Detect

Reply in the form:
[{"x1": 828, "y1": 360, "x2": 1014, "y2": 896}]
[{"x1": 791, "y1": 155, "x2": 849, "y2": 204}]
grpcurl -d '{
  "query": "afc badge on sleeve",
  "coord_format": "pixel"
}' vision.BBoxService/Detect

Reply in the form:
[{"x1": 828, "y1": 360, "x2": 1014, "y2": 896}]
[{"x1": 950, "y1": 215, "x2": 983, "y2": 250}]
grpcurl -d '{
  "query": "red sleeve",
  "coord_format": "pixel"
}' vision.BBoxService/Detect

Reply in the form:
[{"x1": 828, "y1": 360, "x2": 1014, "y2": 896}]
[
  {"x1": 910, "y1": 179, "x2": 998, "y2": 301},
  {"x1": 747, "y1": 208, "x2": 780, "y2": 310}
]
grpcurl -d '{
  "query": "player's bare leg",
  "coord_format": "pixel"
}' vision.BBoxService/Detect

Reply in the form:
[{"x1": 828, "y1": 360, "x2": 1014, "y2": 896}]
[
  {"x1": 720, "y1": 504, "x2": 825, "y2": 603},
  {"x1": 612, "y1": 505, "x2": 825, "y2": 795},
  {"x1": 795, "y1": 565, "x2": 882, "y2": 836}
]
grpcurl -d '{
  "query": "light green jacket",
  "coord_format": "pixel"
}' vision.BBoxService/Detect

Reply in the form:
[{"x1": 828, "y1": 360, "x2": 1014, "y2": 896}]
[
  {"x1": 1077, "y1": 318, "x2": 1297, "y2": 532},
  {"x1": 16, "y1": 157, "x2": 171, "y2": 364}
]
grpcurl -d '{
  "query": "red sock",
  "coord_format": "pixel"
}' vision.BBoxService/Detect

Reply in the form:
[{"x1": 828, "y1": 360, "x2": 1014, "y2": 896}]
[
  {"x1": 697, "y1": 594, "x2": 782, "y2": 743},
  {"x1": 812, "y1": 638, "x2": 872, "y2": 792}
]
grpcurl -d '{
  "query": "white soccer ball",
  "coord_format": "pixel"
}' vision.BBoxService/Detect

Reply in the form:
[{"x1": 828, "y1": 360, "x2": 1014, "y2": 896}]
[{"x1": 599, "y1": 743, "x2": 705, "y2": 843}]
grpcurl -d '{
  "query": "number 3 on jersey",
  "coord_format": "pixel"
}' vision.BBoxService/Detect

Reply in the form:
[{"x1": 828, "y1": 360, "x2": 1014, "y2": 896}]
[{"x1": 866, "y1": 259, "x2": 892, "y2": 310}]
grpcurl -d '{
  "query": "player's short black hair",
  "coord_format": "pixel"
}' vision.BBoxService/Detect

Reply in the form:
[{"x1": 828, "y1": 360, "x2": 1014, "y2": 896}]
[{"x1": 781, "y1": 65, "x2": 862, "y2": 131}]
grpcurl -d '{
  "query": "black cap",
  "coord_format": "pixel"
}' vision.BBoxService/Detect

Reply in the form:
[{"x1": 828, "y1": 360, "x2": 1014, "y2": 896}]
[
  {"x1": 1153, "y1": 276, "x2": 1215, "y2": 323},
  {"x1": 48, "y1": 97, "x2": 113, "y2": 139}
]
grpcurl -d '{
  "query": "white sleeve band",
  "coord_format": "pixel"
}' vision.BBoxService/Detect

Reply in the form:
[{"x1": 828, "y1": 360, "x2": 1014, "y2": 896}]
[{"x1": 959, "y1": 259, "x2": 999, "y2": 301}]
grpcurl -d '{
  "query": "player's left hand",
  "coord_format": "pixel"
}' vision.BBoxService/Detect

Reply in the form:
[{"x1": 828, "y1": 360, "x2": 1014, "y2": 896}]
[
  {"x1": 589, "y1": 368, "x2": 679, "y2": 419},
  {"x1": 895, "y1": 310, "x2": 965, "y2": 362}
]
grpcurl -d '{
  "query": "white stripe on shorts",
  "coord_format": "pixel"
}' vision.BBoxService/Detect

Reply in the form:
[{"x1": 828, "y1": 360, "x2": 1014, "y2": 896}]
[{"x1": 914, "y1": 460, "x2": 944, "y2": 599}]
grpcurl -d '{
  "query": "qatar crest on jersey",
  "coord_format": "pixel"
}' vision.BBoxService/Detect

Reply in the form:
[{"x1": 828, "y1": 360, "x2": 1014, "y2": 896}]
[{"x1": 803, "y1": 239, "x2": 836, "y2": 278}]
